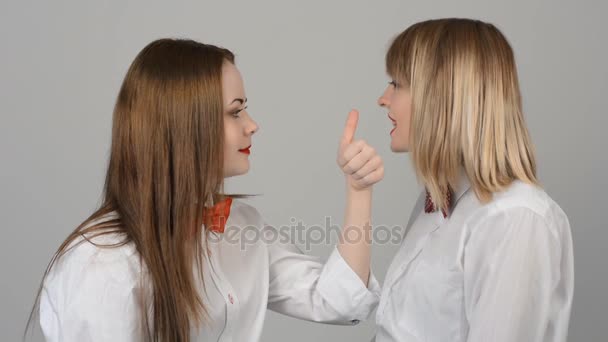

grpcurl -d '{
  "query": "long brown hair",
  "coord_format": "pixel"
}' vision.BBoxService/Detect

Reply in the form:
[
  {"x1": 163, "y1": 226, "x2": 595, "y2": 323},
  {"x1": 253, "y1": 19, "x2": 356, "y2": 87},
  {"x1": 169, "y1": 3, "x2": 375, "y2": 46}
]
[
  {"x1": 386, "y1": 18, "x2": 538, "y2": 211},
  {"x1": 26, "y1": 38, "x2": 235, "y2": 341}
]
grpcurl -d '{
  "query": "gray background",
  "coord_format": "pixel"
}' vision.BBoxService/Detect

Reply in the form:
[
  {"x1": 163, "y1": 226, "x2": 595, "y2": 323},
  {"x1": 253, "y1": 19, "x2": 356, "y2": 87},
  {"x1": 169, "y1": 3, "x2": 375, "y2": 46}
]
[{"x1": 2, "y1": 0, "x2": 606, "y2": 341}]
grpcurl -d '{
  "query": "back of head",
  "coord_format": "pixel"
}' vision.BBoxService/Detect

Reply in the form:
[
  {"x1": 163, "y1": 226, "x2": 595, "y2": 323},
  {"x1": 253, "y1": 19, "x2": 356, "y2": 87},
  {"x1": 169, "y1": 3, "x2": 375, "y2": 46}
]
[{"x1": 386, "y1": 18, "x2": 538, "y2": 209}]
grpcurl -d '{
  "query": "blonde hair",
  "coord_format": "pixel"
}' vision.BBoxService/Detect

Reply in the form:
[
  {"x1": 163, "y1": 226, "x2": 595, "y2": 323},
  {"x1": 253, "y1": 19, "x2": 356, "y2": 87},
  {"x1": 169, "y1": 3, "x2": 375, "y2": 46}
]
[{"x1": 386, "y1": 18, "x2": 538, "y2": 212}]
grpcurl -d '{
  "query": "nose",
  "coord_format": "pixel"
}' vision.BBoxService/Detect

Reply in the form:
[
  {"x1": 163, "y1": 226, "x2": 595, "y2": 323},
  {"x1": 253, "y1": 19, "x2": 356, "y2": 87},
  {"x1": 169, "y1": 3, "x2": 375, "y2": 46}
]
[
  {"x1": 245, "y1": 117, "x2": 259, "y2": 136},
  {"x1": 378, "y1": 87, "x2": 390, "y2": 108},
  {"x1": 377, "y1": 95, "x2": 386, "y2": 107}
]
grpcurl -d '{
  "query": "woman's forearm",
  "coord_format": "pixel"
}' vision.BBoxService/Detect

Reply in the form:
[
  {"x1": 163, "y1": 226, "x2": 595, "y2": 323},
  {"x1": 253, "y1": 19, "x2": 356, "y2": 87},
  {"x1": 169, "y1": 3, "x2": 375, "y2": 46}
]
[{"x1": 337, "y1": 186, "x2": 373, "y2": 286}]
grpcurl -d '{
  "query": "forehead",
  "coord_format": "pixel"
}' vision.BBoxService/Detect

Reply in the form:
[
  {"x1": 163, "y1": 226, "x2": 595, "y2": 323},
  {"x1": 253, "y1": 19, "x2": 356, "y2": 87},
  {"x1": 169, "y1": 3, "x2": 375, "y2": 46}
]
[{"x1": 221, "y1": 62, "x2": 245, "y2": 98}]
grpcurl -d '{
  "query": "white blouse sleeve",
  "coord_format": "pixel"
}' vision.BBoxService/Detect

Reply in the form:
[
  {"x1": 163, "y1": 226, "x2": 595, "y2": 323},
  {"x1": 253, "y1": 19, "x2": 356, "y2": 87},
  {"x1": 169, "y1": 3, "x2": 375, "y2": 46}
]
[
  {"x1": 39, "y1": 244, "x2": 143, "y2": 342},
  {"x1": 463, "y1": 206, "x2": 573, "y2": 342},
  {"x1": 266, "y1": 236, "x2": 381, "y2": 325}
]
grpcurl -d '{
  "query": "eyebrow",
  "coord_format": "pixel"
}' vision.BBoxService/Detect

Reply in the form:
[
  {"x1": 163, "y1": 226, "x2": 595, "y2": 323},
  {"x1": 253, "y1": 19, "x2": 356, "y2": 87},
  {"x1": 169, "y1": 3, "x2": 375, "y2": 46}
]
[{"x1": 229, "y1": 97, "x2": 248, "y2": 105}]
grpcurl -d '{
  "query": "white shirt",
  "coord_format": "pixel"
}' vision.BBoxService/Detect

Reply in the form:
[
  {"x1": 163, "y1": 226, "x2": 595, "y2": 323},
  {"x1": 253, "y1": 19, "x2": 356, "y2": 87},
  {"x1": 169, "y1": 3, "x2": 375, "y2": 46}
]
[
  {"x1": 39, "y1": 200, "x2": 381, "y2": 342},
  {"x1": 375, "y1": 175, "x2": 574, "y2": 342}
]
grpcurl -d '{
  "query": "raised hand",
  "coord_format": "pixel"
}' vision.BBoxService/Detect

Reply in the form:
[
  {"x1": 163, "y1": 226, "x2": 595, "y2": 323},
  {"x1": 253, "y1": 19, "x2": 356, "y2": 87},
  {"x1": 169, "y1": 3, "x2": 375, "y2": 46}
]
[{"x1": 337, "y1": 110, "x2": 384, "y2": 191}]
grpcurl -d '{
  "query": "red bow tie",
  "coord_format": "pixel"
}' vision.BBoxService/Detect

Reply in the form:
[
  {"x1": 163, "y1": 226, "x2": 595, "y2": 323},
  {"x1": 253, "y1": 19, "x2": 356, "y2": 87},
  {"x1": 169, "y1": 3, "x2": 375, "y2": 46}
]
[
  {"x1": 203, "y1": 197, "x2": 233, "y2": 233},
  {"x1": 424, "y1": 189, "x2": 453, "y2": 218}
]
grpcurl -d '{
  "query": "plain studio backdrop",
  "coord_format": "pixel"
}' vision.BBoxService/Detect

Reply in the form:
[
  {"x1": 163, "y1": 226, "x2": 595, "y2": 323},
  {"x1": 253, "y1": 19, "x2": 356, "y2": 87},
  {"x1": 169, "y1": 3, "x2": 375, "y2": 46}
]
[{"x1": 1, "y1": 0, "x2": 606, "y2": 341}]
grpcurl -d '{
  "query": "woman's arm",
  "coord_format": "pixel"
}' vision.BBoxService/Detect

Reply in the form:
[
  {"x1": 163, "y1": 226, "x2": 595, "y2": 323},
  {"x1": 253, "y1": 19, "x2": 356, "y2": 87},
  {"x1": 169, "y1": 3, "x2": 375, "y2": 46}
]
[
  {"x1": 463, "y1": 206, "x2": 573, "y2": 341},
  {"x1": 266, "y1": 240, "x2": 381, "y2": 324},
  {"x1": 336, "y1": 110, "x2": 384, "y2": 285},
  {"x1": 266, "y1": 110, "x2": 383, "y2": 324}
]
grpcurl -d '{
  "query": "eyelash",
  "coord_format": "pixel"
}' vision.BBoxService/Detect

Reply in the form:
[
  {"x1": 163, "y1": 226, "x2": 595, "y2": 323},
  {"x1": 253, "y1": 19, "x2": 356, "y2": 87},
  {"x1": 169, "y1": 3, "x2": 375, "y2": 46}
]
[
  {"x1": 389, "y1": 80, "x2": 398, "y2": 88},
  {"x1": 231, "y1": 106, "x2": 248, "y2": 118}
]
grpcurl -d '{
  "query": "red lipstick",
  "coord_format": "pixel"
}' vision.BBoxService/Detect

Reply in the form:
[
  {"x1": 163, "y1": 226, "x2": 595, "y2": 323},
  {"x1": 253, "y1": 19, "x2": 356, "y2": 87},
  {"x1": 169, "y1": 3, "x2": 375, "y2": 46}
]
[{"x1": 239, "y1": 145, "x2": 251, "y2": 155}]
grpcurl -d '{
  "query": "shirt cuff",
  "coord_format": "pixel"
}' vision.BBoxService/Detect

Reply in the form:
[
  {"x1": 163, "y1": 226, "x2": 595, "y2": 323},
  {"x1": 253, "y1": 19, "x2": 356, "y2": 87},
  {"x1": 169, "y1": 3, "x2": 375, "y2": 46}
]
[{"x1": 316, "y1": 246, "x2": 381, "y2": 323}]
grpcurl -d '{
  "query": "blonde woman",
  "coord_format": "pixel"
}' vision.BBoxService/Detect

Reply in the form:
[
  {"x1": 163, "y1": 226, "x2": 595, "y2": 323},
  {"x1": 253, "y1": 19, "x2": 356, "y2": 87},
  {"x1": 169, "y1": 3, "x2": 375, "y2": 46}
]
[
  {"x1": 374, "y1": 19, "x2": 573, "y2": 341},
  {"x1": 26, "y1": 39, "x2": 382, "y2": 341}
]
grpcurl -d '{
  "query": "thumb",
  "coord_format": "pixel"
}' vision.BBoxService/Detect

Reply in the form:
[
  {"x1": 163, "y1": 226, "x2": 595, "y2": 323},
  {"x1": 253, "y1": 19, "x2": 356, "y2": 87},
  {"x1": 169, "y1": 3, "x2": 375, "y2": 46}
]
[{"x1": 340, "y1": 109, "x2": 359, "y2": 147}]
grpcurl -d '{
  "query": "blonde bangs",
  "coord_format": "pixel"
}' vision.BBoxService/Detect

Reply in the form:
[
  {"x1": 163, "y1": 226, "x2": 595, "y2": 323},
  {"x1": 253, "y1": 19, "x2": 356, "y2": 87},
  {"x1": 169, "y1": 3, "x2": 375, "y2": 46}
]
[{"x1": 385, "y1": 23, "x2": 419, "y2": 84}]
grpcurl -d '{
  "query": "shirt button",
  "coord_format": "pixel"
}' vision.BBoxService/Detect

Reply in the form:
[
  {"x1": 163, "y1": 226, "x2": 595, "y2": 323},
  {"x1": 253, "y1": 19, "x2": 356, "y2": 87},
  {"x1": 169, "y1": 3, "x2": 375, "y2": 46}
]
[{"x1": 228, "y1": 293, "x2": 234, "y2": 304}]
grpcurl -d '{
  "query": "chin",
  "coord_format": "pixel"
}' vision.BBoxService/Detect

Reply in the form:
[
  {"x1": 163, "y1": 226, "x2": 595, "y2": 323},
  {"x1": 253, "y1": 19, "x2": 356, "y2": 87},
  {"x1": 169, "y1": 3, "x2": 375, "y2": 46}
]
[
  {"x1": 223, "y1": 163, "x2": 250, "y2": 178},
  {"x1": 390, "y1": 142, "x2": 409, "y2": 153}
]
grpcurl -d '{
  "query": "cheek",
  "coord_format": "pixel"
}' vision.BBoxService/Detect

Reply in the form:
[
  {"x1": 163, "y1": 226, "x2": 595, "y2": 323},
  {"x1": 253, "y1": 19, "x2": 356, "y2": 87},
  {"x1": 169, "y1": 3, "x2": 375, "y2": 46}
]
[
  {"x1": 223, "y1": 132, "x2": 237, "y2": 167},
  {"x1": 223, "y1": 120, "x2": 237, "y2": 148},
  {"x1": 394, "y1": 97, "x2": 411, "y2": 125},
  {"x1": 393, "y1": 96, "x2": 412, "y2": 150}
]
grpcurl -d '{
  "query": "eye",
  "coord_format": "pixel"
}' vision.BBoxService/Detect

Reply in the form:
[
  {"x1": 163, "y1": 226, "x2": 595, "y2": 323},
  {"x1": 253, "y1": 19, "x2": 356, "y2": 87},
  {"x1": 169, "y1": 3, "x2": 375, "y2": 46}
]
[
  {"x1": 230, "y1": 106, "x2": 248, "y2": 118},
  {"x1": 389, "y1": 80, "x2": 398, "y2": 88}
]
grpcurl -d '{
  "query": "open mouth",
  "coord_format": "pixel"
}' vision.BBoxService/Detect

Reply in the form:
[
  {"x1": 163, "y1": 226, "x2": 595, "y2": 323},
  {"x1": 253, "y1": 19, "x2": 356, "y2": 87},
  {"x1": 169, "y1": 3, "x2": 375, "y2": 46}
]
[
  {"x1": 238, "y1": 145, "x2": 251, "y2": 155},
  {"x1": 388, "y1": 114, "x2": 397, "y2": 134}
]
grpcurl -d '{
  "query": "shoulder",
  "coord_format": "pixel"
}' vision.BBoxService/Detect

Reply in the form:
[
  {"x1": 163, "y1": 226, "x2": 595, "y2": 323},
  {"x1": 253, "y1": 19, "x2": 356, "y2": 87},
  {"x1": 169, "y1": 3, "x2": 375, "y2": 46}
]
[
  {"x1": 231, "y1": 198, "x2": 261, "y2": 216},
  {"x1": 42, "y1": 228, "x2": 141, "y2": 310},
  {"x1": 491, "y1": 181, "x2": 554, "y2": 216},
  {"x1": 228, "y1": 198, "x2": 265, "y2": 227},
  {"x1": 464, "y1": 181, "x2": 570, "y2": 239},
  {"x1": 39, "y1": 227, "x2": 144, "y2": 339},
  {"x1": 229, "y1": 198, "x2": 301, "y2": 253}
]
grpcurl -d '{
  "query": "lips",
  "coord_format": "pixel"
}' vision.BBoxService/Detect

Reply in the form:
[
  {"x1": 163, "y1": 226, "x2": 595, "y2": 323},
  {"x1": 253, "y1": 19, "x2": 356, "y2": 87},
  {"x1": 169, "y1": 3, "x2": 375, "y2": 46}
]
[
  {"x1": 238, "y1": 145, "x2": 251, "y2": 155},
  {"x1": 388, "y1": 114, "x2": 397, "y2": 135}
]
